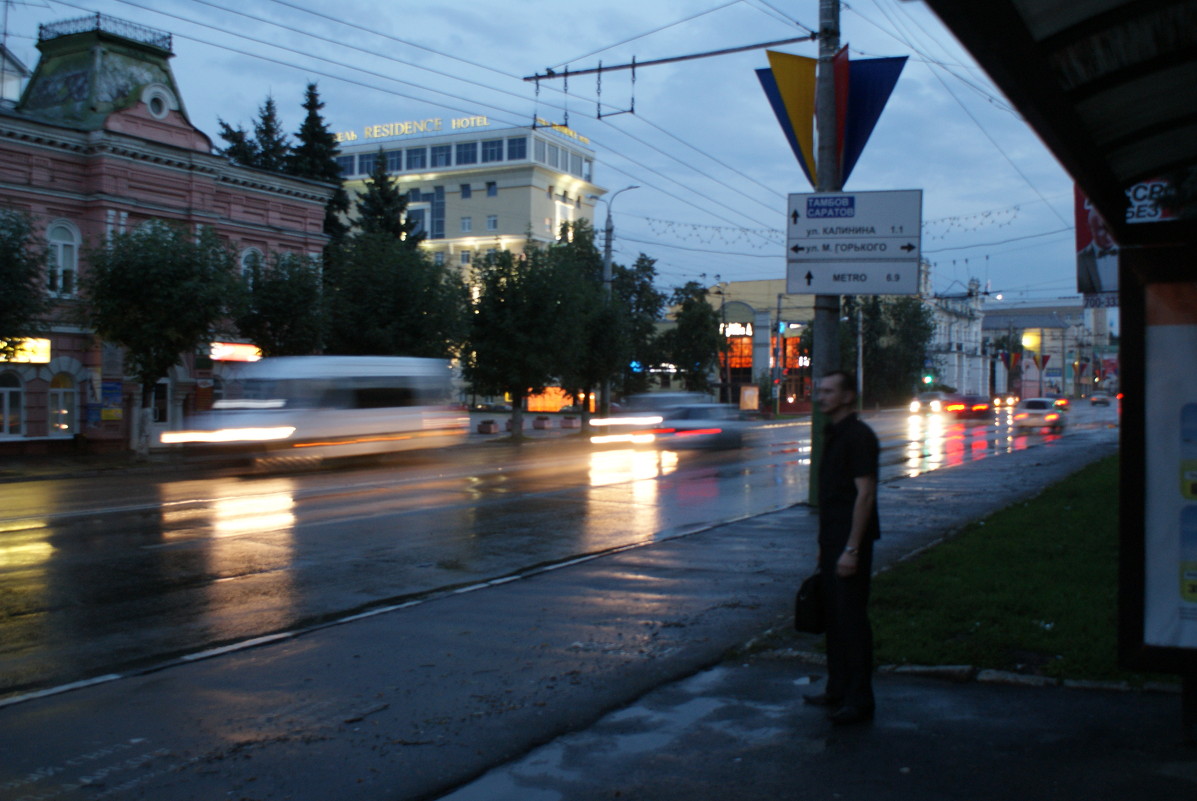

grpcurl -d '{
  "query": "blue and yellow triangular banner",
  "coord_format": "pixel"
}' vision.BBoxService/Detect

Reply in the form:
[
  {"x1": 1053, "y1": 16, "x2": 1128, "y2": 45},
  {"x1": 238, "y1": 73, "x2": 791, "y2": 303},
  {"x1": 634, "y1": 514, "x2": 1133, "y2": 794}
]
[{"x1": 757, "y1": 49, "x2": 906, "y2": 188}]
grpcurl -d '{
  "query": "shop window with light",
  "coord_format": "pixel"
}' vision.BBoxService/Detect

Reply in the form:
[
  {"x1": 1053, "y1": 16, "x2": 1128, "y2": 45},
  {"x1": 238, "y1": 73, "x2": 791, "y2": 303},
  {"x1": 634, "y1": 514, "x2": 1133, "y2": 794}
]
[
  {"x1": 48, "y1": 221, "x2": 80, "y2": 297},
  {"x1": 0, "y1": 372, "x2": 22, "y2": 436},
  {"x1": 48, "y1": 373, "x2": 77, "y2": 436}
]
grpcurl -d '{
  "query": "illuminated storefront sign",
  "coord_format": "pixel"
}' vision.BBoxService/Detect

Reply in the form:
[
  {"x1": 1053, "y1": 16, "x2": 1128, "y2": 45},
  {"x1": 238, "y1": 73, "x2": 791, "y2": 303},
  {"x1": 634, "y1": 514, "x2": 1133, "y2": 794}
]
[
  {"x1": 0, "y1": 338, "x2": 51, "y2": 363},
  {"x1": 336, "y1": 115, "x2": 492, "y2": 143},
  {"x1": 720, "y1": 322, "x2": 754, "y2": 338},
  {"x1": 210, "y1": 342, "x2": 262, "y2": 362}
]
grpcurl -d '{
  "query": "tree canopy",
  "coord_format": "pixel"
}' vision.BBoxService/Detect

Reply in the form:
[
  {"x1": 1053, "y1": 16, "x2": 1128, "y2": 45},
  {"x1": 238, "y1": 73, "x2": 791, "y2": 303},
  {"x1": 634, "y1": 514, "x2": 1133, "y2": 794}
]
[
  {"x1": 82, "y1": 222, "x2": 237, "y2": 400},
  {"x1": 288, "y1": 83, "x2": 350, "y2": 242},
  {"x1": 0, "y1": 209, "x2": 48, "y2": 360},
  {"x1": 233, "y1": 252, "x2": 325, "y2": 358},
  {"x1": 659, "y1": 281, "x2": 721, "y2": 392},
  {"x1": 353, "y1": 149, "x2": 423, "y2": 247}
]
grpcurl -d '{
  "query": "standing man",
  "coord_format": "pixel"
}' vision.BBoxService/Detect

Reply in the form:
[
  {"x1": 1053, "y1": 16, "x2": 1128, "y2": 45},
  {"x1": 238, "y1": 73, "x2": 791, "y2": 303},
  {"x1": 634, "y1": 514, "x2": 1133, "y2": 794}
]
[{"x1": 805, "y1": 370, "x2": 880, "y2": 724}]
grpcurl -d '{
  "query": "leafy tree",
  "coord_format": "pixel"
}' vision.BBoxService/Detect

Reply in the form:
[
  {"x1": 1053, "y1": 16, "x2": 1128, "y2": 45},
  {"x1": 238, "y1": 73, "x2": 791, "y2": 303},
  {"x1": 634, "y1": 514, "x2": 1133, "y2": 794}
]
[
  {"x1": 841, "y1": 295, "x2": 935, "y2": 406},
  {"x1": 353, "y1": 149, "x2": 424, "y2": 247},
  {"x1": 549, "y1": 221, "x2": 624, "y2": 419},
  {"x1": 612, "y1": 253, "x2": 667, "y2": 395},
  {"x1": 464, "y1": 248, "x2": 576, "y2": 438},
  {"x1": 288, "y1": 83, "x2": 350, "y2": 241},
  {"x1": 0, "y1": 209, "x2": 49, "y2": 360},
  {"x1": 233, "y1": 252, "x2": 324, "y2": 357},
  {"x1": 82, "y1": 222, "x2": 237, "y2": 454},
  {"x1": 322, "y1": 232, "x2": 465, "y2": 358},
  {"x1": 659, "y1": 281, "x2": 720, "y2": 392}
]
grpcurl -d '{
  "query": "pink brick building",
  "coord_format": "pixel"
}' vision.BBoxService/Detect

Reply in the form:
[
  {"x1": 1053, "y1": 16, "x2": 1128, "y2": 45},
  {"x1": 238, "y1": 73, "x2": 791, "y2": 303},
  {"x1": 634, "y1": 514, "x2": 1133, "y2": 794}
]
[{"x1": 0, "y1": 15, "x2": 333, "y2": 455}]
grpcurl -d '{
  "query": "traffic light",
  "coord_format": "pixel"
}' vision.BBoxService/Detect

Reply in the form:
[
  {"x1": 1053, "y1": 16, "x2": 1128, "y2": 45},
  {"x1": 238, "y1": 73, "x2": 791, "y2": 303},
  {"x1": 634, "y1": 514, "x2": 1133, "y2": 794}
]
[{"x1": 922, "y1": 373, "x2": 934, "y2": 385}]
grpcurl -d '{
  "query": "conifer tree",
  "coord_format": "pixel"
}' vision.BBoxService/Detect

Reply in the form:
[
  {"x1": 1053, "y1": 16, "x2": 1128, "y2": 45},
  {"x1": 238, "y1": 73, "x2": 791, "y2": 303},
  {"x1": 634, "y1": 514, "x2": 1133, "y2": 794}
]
[
  {"x1": 253, "y1": 96, "x2": 291, "y2": 172},
  {"x1": 288, "y1": 83, "x2": 350, "y2": 241},
  {"x1": 217, "y1": 120, "x2": 258, "y2": 167},
  {"x1": 353, "y1": 148, "x2": 423, "y2": 248}
]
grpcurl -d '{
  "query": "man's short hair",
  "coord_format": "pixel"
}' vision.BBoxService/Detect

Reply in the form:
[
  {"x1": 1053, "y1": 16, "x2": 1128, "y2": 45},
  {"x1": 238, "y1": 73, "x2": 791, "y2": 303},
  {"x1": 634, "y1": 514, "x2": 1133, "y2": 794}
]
[{"x1": 821, "y1": 369, "x2": 858, "y2": 397}]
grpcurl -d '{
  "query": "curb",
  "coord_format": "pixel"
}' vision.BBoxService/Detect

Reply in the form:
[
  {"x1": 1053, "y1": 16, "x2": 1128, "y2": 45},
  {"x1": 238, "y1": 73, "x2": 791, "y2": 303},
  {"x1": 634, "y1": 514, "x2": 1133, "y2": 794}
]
[{"x1": 762, "y1": 648, "x2": 1180, "y2": 694}]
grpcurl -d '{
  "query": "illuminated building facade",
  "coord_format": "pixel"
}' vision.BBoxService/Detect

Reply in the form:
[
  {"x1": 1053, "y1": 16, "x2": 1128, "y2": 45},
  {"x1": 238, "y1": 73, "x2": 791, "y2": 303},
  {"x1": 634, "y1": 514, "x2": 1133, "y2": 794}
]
[
  {"x1": 0, "y1": 16, "x2": 331, "y2": 455},
  {"x1": 335, "y1": 116, "x2": 605, "y2": 267}
]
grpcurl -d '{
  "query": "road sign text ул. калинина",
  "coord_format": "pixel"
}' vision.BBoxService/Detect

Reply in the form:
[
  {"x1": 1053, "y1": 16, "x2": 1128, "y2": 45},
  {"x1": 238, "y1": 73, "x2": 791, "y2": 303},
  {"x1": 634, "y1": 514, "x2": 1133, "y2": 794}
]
[{"x1": 786, "y1": 189, "x2": 922, "y2": 295}]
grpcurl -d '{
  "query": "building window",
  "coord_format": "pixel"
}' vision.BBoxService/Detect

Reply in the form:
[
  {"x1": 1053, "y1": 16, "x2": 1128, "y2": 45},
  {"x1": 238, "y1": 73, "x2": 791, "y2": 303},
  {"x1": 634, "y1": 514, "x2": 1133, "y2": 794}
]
[
  {"x1": 47, "y1": 221, "x2": 79, "y2": 297},
  {"x1": 431, "y1": 145, "x2": 451, "y2": 167},
  {"x1": 486, "y1": 181, "x2": 497, "y2": 197},
  {"x1": 431, "y1": 186, "x2": 445, "y2": 239},
  {"x1": 460, "y1": 183, "x2": 471, "y2": 199},
  {"x1": 0, "y1": 372, "x2": 21, "y2": 436},
  {"x1": 461, "y1": 216, "x2": 472, "y2": 233},
  {"x1": 534, "y1": 138, "x2": 546, "y2": 163},
  {"x1": 406, "y1": 148, "x2": 427, "y2": 170},
  {"x1": 240, "y1": 248, "x2": 263, "y2": 290},
  {"x1": 486, "y1": 214, "x2": 498, "y2": 231},
  {"x1": 455, "y1": 142, "x2": 478, "y2": 165},
  {"x1": 460, "y1": 251, "x2": 471, "y2": 266},
  {"x1": 507, "y1": 136, "x2": 527, "y2": 160},
  {"x1": 547, "y1": 144, "x2": 559, "y2": 168},
  {"x1": 386, "y1": 150, "x2": 403, "y2": 172},
  {"x1": 570, "y1": 152, "x2": 583, "y2": 176},
  {"x1": 359, "y1": 152, "x2": 378, "y2": 174},
  {"x1": 481, "y1": 139, "x2": 503, "y2": 162},
  {"x1": 335, "y1": 154, "x2": 356, "y2": 175},
  {"x1": 434, "y1": 251, "x2": 445, "y2": 266},
  {"x1": 48, "y1": 373, "x2": 76, "y2": 436}
]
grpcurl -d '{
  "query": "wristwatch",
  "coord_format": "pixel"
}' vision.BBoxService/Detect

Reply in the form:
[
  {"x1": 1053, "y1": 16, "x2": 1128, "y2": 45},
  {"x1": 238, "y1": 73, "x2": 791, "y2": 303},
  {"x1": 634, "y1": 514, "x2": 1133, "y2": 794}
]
[{"x1": 844, "y1": 546, "x2": 859, "y2": 556}]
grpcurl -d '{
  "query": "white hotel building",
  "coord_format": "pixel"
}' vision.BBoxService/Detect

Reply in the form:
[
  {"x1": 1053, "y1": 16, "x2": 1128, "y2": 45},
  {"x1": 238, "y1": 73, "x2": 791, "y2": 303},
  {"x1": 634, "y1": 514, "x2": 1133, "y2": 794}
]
[{"x1": 334, "y1": 115, "x2": 606, "y2": 267}]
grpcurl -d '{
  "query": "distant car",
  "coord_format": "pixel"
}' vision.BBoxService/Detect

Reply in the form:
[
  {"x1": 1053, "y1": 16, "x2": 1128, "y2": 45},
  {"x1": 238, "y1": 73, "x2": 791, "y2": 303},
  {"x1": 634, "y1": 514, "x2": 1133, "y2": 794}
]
[
  {"x1": 946, "y1": 395, "x2": 992, "y2": 419},
  {"x1": 1089, "y1": 391, "x2": 1112, "y2": 407},
  {"x1": 1046, "y1": 393, "x2": 1071, "y2": 411},
  {"x1": 590, "y1": 393, "x2": 712, "y2": 446},
  {"x1": 909, "y1": 391, "x2": 950, "y2": 414},
  {"x1": 992, "y1": 393, "x2": 1019, "y2": 409},
  {"x1": 1012, "y1": 398, "x2": 1067, "y2": 431},
  {"x1": 651, "y1": 403, "x2": 750, "y2": 450}
]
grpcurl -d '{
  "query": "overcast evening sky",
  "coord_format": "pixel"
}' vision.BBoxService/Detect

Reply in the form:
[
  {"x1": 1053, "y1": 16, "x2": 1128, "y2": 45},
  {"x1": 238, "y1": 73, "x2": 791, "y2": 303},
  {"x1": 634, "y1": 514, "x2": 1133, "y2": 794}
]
[{"x1": 3, "y1": 0, "x2": 1080, "y2": 303}]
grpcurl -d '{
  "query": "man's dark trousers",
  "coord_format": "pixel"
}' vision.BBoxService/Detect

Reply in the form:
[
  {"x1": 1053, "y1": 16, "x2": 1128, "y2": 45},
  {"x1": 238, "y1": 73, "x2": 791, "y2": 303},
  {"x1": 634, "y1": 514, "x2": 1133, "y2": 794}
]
[{"x1": 818, "y1": 527, "x2": 875, "y2": 710}]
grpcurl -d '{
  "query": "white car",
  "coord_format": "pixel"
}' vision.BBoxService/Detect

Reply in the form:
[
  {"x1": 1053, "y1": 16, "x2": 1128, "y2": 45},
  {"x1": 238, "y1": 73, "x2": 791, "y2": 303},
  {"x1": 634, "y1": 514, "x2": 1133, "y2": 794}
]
[{"x1": 1012, "y1": 398, "x2": 1067, "y2": 431}]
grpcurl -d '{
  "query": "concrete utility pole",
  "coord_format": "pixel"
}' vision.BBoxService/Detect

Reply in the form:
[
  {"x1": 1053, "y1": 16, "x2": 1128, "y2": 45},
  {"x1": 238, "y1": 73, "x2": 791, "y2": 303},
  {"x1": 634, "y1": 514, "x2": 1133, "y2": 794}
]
[{"x1": 808, "y1": 0, "x2": 843, "y2": 505}]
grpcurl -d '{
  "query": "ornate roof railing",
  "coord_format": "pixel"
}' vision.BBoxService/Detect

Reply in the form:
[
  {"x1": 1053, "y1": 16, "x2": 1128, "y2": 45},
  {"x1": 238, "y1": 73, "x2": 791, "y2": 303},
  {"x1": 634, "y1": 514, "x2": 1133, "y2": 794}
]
[{"x1": 39, "y1": 13, "x2": 172, "y2": 51}]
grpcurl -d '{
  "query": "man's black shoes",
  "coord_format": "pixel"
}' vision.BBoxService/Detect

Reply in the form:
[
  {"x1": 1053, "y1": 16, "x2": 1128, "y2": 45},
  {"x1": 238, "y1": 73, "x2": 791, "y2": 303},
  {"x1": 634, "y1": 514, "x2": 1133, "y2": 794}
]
[
  {"x1": 828, "y1": 705, "x2": 874, "y2": 725},
  {"x1": 801, "y1": 692, "x2": 842, "y2": 708}
]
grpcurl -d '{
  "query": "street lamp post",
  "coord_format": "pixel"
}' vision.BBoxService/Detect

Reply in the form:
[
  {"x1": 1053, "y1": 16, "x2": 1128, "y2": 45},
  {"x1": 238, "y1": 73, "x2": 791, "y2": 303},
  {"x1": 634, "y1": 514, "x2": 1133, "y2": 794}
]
[{"x1": 591, "y1": 185, "x2": 639, "y2": 415}]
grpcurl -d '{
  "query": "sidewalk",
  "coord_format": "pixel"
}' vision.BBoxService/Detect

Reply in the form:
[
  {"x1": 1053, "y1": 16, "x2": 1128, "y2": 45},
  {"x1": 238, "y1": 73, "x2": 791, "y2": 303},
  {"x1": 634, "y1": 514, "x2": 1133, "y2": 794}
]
[{"x1": 3, "y1": 423, "x2": 1185, "y2": 801}]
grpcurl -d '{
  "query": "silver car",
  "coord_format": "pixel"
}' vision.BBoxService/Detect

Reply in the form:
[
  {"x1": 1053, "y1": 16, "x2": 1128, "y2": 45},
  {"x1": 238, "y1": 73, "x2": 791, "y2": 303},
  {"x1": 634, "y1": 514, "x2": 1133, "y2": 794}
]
[{"x1": 1012, "y1": 398, "x2": 1067, "y2": 431}]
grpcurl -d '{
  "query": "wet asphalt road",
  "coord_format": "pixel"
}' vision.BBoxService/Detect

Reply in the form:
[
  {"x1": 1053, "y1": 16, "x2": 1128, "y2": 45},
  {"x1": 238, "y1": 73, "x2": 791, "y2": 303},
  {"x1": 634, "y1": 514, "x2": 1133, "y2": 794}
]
[
  {"x1": 0, "y1": 405, "x2": 1117, "y2": 700},
  {"x1": 0, "y1": 409, "x2": 1122, "y2": 801}
]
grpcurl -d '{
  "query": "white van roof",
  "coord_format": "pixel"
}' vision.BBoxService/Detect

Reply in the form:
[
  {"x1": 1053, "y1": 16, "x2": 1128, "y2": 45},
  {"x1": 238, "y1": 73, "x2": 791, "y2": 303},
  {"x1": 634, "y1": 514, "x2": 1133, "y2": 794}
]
[{"x1": 239, "y1": 356, "x2": 451, "y2": 380}]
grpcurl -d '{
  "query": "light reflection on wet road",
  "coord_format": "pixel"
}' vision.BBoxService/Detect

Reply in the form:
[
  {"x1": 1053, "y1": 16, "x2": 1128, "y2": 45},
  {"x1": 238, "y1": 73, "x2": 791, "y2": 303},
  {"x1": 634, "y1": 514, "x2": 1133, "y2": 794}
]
[{"x1": 0, "y1": 405, "x2": 1116, "y2": 697}]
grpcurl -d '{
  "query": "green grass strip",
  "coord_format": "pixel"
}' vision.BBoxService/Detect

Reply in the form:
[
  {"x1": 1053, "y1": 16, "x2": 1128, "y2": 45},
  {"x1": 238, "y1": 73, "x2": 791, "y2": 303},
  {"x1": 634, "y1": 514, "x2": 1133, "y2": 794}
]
[{"x1": 872, "y1": 454, "x2": 1169, "y2": 685}]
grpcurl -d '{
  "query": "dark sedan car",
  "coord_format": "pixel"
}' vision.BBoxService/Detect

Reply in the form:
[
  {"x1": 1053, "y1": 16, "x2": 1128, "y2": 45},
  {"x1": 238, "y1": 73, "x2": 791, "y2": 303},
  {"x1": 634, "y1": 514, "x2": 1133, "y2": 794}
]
[{"x1": 944, "y1": 395, "x2": 992, "y2": 419}]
